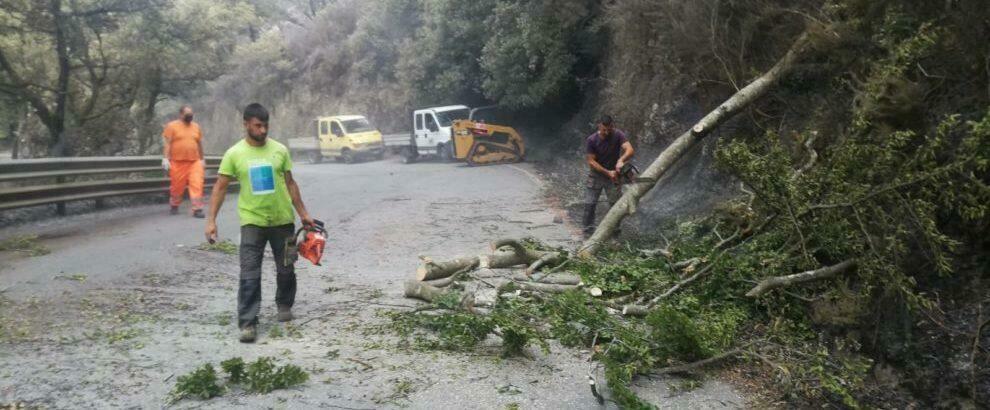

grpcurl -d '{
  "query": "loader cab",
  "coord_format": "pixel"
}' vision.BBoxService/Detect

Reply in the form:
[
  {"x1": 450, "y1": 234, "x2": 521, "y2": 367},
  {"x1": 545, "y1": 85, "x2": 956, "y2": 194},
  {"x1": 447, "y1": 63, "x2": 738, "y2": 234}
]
[{"x1": 413, "y1": 105, "x2": 469, "y2": 158}]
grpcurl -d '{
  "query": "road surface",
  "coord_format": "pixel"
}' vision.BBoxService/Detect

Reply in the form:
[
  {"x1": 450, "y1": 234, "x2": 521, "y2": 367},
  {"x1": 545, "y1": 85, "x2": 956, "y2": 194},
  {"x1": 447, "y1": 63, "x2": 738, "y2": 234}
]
[{"x1": 0, "y1": 157, "x2": 744, "y2": 408}]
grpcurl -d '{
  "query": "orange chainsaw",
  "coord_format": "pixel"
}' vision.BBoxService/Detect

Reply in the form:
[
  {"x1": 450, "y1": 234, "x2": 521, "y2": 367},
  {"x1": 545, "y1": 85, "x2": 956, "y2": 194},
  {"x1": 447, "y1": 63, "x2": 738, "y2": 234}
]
[{"x1": 284, "y1": 219, "x2": 327, "y2": 266}]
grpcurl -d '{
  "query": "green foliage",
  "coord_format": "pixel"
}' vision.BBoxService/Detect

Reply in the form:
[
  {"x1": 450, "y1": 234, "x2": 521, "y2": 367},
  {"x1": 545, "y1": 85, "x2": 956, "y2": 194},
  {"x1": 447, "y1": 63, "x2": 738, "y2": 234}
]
[
  {"x1": 572, "y1": 251, "x2": 671, "y2": 296},
  {"x1": 198, "y1": 240, "x2": 238, "y2": 255},
  {"x1": 490, "y1": 297, "x2": 549, "y2": 356},
  {"x1": 243, "y1": 357, "x2": 309, "y2": 393},
  {"x1": 170, "y1": 357, "x2": 307, "y2": 403},
  {"x1": 543, "y1": 290, "x2": 614, "y2": 347},
  {"x1": 480, "y1": 1, "x2": 576, "y2": 108},
  {"x1": 645, "y1": 307, "x2": 710, "y2": 361},
  {"x1": 392, "y1": 311, "x2": 493, "y2": 351},
  {"x1": 0, "y1": 235, "x2": 50, "y2": 257},
  {"x1": 220, "y1": 357, "x2": 245, "y2": 384},
  {"x1": 170, "y1": 364, "x2": 223, "y2": 402},
  {"x1": 431, "y1": 290, "x2": 465, "y2": 310}
]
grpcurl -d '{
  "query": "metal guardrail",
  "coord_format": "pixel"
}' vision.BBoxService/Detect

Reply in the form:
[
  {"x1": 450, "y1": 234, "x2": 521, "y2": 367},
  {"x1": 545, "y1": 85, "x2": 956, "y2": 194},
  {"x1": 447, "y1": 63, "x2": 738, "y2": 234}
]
[{"x1": 0, "y1": 156, "x2": 236, "y2": 214}]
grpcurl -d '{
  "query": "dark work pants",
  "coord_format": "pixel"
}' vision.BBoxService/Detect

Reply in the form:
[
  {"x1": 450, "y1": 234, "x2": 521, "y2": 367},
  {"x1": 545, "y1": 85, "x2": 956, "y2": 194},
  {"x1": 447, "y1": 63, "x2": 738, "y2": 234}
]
[
  {"x1": 582, "y1": 172, "x2": 622, "y2": 234},
  {"x1": 238, "y1": 224, "x2": 296, "y2": 328}
]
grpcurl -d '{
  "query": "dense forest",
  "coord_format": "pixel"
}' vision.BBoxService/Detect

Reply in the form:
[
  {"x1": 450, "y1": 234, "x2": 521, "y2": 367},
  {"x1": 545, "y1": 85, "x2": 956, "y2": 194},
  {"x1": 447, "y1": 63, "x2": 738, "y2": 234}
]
[{"x1": 2, "y1": 0, "x2": 989, "y2": 407}]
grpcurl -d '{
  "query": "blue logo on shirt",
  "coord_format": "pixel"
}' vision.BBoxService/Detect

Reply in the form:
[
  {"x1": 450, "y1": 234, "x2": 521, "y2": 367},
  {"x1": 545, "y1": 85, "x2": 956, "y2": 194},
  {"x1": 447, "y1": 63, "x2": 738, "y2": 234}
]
[{"x1": 248, "y1": 163, "x2": 275, "y2": 195}]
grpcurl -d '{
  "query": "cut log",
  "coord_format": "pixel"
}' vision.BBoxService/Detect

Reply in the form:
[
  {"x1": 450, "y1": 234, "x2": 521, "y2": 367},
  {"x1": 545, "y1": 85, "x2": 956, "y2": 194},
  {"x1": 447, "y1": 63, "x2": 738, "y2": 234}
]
[
  {"x1": 525, "y1": 251, "x2": 566, "y2": 275},
  {"x1": 578, "y1": 30, "x2": 815, "y2": 258},
  {"x1": 501, "y1": 280, "x2": 580, "y2": 294},
  {"x1": 746, "y1": 259, "x2": 857, "y2": 298},
  {"x1": 404, "y1": 279, "x2": 475, "y2": 309},
  {"x1": 416, "y1": 256, "x2": 480, "y2": 281},
  {"x1": 423, "y1": 268, "x2": 470, "y2": 288},
  {"x1": 404, "y1": 280, "x2": 450, "y2": 302},
  {"x1": 511, "y1": 272, "x2": 583, "y2": 286},
  {"x1": 416, "y1": 249, "x2": 541, "y2": 281},
  {"x1": 621, "y1": 304, "x2": 651, "y2": 317}
]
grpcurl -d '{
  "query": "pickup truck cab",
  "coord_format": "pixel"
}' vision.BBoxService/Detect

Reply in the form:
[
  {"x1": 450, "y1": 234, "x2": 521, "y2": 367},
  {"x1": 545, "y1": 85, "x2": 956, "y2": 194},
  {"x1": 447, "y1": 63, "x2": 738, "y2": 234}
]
[
  {"x1": 290, "y1": 115, "x2": 385, "y2": 163},
  {"x1": 410, "y1": 105, "x2": 470, "y2": 161}
]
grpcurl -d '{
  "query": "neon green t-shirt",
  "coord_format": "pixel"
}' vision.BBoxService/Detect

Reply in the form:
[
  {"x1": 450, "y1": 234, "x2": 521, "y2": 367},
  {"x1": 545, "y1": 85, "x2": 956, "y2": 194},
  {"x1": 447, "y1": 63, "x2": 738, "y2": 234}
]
[{"x1": 218, "y1": 139, "x2": 296, "y2": 227}]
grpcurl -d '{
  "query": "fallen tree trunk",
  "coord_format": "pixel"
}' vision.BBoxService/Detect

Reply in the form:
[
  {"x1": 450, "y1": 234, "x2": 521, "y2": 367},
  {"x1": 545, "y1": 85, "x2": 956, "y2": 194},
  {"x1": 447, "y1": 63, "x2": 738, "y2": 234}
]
[
  {"x1": 417, "y1": 239, "x2": 561, "y2": 281},
  {"x1": 416, "y1": 251, "x2": 533, "y2": 281},
  {"x1": 578, "y1": 30, "x2": 815, "y2": 258},
  {"x1": 745, "y1": 259, "x2": 857, "y2": 298}
]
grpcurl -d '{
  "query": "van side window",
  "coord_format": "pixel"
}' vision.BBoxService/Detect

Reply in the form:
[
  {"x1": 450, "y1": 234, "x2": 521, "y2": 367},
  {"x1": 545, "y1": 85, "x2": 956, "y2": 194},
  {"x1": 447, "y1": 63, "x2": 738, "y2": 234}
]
[
  {"x1": 330, "y1": 121, "x2": 343, "y2": 136},
  {"x1": 425, "y1": 114, "x2": 438, "y2": 131},
  {"x1": 320, "y1": 121, "x2": 328, "y2": 135},
  {"x1": 416, "y1": 114, "x2": 423, "y2": 130}
]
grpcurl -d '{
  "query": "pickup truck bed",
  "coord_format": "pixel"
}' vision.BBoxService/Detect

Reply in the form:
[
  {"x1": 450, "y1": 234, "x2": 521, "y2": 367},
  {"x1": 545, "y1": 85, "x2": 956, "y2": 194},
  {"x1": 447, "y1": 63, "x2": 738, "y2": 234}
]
[{"x1": 382, "y1": 133, "x2": 412, "y2": 147}]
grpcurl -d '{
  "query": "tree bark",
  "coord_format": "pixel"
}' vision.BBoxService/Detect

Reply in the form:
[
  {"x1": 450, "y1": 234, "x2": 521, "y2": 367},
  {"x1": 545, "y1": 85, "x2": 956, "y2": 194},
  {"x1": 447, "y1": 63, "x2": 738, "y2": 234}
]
[
  {"x1": 403, "y1": 280, "x2": 453, "y2": 302},
  {"x1": 48, "y1": 0, "x2": 70, "y2": 156},
  {"x1": 416, "y1": 239, "x2": 557, "y2": 281},
  {"x1": 745, "y1": 259, "x2": 857, "y2": 298},
  {"x1": 577, "y1": 30, "x2": 814, "y2": 258},
  {"x1": 511, "y1": 273, "x2": 582, "y2": 285},
  {"x1": 416, "y1": 256, "x2": 481, "y2": 281},
  {"x1": 500, "y1": 280, "x2": 579, "y2": 294}
]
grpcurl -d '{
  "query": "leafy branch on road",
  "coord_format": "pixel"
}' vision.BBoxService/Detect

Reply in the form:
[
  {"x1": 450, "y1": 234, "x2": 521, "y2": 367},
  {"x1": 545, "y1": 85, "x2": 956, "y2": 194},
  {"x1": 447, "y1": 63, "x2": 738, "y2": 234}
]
[
  {"x1": 169, "y1": 357, "x2": 308, "y2": 403},
  {"x1": 197, "y1": 240, "x2": 238, "y2": 255},
  {"x1": 0, "y1": 235, "x2": 50, "y2": 257}
]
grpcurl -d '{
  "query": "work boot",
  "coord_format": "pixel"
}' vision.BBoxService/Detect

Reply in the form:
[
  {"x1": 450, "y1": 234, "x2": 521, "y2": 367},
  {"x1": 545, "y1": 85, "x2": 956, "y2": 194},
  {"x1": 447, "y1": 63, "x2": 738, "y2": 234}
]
[
  {"x1": 239, "y1": 325, "x2": 257, "y2": 343},
  {"x1": 277, "y1": 305, "x2": 294, "y2": 322},
  {"x1": 170, "y1": 206, "x2": 179, "y2": 215},
  {"x1": 192, "y1": 209, "x2": 205, "y2": 219}
]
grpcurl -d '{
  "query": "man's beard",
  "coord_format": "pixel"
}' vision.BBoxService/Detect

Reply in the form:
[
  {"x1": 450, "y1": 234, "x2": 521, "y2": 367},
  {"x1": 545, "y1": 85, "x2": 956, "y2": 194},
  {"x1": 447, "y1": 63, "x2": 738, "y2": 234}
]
[
  {"x1": 248, "y1": 132, "x2": 267, "y2": 142},
  {"x1": 183, "y1": 115, "x2": 193, "y2": 123}
]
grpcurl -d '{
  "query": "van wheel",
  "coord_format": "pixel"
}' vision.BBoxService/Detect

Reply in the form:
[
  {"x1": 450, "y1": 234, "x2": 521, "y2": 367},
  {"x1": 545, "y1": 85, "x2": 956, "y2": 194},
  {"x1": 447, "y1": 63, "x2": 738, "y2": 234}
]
[
  {"x1": 341, "y1": 149, "x2": 355, "y2": 164},
  {"x1": 308, "y1": 151, "x2": 322, "y2": 164}
]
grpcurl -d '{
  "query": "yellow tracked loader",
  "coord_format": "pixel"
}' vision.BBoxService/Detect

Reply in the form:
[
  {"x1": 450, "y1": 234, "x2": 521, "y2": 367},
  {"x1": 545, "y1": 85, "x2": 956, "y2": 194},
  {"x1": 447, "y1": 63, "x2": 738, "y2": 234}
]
[{"x1": 450, "y1": 106, "x2": 525, "y2": 166}]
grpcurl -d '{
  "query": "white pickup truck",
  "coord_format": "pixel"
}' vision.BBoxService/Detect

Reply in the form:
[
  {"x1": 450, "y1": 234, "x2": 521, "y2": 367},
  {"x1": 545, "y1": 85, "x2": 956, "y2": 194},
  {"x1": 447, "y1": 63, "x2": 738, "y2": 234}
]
[{"x1": 383, "y1": 105, "x2": 471, "y2": 163}]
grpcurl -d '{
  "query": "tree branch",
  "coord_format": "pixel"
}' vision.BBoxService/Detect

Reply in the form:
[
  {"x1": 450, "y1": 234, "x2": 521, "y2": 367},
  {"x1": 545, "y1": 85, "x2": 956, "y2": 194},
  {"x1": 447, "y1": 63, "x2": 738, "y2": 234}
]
[{"x1": 745, "y1": 259, "x2": 857, "y2": 298}]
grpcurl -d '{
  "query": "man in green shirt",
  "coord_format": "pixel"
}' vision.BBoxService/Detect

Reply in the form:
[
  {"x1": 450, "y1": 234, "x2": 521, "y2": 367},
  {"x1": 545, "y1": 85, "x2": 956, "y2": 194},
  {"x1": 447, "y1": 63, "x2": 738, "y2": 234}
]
[{"x1": 206, "y1": 103, "x2": 315, "y2": 343}]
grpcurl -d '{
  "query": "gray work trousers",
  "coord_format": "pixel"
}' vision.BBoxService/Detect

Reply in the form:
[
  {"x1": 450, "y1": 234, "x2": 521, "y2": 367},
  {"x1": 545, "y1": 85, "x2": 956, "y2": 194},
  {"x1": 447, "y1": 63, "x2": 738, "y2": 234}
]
[
  {"x1": 238, "y1": 224, "x2": 296, "y2": 328},
  {"x1": 582, "y1": 172, "x2": 622, "y2": 234}
]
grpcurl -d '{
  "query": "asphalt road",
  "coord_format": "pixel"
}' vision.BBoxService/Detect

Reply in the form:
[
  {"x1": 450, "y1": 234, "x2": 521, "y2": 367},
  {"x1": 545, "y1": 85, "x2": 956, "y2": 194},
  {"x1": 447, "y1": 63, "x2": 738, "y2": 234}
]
[{"x1": 0, "y1": 156, "x2": 744, "y2": 409}]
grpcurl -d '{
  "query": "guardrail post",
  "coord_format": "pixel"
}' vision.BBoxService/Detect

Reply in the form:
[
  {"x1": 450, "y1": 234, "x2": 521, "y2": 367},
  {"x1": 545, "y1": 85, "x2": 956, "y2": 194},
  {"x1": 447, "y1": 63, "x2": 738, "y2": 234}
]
[
  {"x1": 56, "y1": 175, "x2": 67, "y2": 216},
  {"x1": 95, "y1": 198, "x2": 106, "y2": 210}
]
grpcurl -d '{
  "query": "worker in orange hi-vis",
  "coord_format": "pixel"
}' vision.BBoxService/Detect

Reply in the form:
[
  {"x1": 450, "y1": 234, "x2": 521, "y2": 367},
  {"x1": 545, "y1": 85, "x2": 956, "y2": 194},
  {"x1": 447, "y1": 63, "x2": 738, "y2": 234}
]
[{"x1": 162, "y1": 105, "x2": 206, "y2": 218}]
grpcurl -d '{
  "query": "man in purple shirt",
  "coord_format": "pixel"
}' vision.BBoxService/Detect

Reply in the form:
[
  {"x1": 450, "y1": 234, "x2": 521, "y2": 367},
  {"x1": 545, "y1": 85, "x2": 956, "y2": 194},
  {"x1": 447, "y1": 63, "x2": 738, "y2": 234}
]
[{"x1": 583, "y1": 115, "x2": 635, "y2": 237}]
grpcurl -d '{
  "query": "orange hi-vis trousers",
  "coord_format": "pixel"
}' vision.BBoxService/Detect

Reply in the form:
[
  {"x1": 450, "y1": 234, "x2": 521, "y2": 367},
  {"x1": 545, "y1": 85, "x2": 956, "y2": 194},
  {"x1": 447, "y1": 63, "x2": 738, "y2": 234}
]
[{"x1": 169, "y1": 159, "x2": 204, "y2": 210}]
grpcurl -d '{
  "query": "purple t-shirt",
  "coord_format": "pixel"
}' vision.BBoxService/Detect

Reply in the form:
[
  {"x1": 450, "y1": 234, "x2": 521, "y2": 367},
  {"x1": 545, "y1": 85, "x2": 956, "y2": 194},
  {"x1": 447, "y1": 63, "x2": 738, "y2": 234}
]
[{"x1": 586, "y1": 129, "x2": 628, "y2": 170}]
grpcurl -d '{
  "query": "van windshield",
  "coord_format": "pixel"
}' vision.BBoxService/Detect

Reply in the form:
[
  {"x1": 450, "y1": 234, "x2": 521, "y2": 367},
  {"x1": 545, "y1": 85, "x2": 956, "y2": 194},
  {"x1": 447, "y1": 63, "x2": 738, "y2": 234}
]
[
  {"x1": 435, "y1": 109, "x2": 469, "y2": 127},
  {"x1": 341, "y1": 118, "x2": 375, "y2": 133}
]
